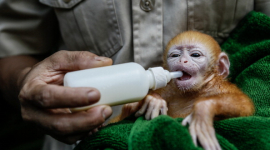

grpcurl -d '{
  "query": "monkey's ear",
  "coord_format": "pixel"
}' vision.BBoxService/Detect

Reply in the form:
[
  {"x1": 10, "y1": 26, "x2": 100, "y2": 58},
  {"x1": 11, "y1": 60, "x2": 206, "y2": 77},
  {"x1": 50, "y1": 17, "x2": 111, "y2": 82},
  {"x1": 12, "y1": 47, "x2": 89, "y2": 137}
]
[{"x1": 218, "y1": 52, "x2": 230, "y2": 78}]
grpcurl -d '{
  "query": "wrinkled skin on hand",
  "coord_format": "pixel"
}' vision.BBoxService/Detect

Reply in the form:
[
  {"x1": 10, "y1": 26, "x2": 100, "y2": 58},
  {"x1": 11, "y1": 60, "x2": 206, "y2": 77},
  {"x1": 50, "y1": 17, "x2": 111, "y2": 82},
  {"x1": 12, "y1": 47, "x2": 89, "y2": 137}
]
[
  {"x1": 18, "y1": 50, "x2": 113, "y2": 144},
  {"x1": 182, "y1": 101, "x2": 222, "y2": 150}
]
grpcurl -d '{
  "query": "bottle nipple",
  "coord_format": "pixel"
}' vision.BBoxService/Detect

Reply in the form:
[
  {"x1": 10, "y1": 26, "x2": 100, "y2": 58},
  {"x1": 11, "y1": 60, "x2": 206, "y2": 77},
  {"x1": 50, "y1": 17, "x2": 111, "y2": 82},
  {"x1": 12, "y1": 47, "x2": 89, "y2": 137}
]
[{"x1": 170, "y1": 71, "x2": 183, "y2": 79}]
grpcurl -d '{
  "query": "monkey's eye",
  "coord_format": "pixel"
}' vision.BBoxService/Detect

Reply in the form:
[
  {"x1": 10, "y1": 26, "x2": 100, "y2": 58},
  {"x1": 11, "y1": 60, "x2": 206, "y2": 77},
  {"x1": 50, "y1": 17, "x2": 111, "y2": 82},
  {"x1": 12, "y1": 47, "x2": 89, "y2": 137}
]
[
  {"x1": 191, "y1": 53, "x2": 201, "y2": 57},
  {"x1": 171, "y1": 54, "x2": 180, "y2": 57}
]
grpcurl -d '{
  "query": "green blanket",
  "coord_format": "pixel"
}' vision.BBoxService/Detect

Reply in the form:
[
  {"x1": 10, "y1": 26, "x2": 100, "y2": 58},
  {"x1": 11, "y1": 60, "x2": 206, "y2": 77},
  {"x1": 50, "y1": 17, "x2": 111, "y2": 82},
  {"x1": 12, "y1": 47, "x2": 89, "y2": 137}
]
[{"x1": 75, "y1": 11, "x2": 270, "y2": 150}]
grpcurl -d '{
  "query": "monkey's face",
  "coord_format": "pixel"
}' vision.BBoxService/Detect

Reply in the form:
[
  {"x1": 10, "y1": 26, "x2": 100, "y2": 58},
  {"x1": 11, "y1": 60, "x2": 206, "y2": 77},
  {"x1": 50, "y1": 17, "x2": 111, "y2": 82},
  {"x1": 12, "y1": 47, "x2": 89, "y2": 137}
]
[{"x1": 167, "y1": 43, "x2": 211, "y2": 91}]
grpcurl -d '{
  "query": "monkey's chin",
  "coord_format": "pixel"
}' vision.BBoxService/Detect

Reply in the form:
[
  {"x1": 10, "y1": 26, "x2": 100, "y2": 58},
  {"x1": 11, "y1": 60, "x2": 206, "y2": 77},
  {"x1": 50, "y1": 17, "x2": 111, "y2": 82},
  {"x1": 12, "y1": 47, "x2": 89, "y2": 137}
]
[
  {"x1": 175, "y1": 79, "x2": 194, "y2": 90},
  {"x1": 174, "y1": 76, "x2": 197, "y2": 91}
]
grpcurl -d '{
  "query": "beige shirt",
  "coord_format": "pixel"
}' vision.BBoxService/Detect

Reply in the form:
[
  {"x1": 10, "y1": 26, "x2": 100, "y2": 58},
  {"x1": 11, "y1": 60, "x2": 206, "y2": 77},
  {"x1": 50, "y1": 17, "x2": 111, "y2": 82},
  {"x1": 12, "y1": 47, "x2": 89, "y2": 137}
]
[{"x1": 0, "y1": 0, "x2": 270, "y2": 68}]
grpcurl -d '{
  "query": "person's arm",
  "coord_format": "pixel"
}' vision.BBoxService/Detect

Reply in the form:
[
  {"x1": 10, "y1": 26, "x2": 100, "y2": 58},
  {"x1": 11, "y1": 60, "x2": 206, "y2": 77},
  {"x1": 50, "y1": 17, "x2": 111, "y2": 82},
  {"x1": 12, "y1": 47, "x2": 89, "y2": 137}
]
[{"x1": 0, "y1": 55, "x2": 41, "y2": 109}]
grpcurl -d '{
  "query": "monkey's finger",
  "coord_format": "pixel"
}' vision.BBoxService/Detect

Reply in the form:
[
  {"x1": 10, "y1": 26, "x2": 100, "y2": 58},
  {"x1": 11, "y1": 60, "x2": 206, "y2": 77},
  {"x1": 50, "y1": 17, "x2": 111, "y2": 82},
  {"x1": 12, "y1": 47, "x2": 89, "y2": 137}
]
[
  {"x1": 135, "y1": 95, "x2": 155, "y2": 117},
  {"x1": 199, "y1": 121, "x2": 213, "y2": 150},
  {"x1": 213, "y1": 138, "x2": 222, "y2": 150},
  {"x1": 160, "y1": 100, "x2": 168, "y2": 115},
  {"x1": 202, "y1": 119, "x2": 220, "y2": 150},
  {"x1": 135, "y1": 100, "x2": 150, "y2": 117},
  {"x1": 207, "y1": 133, "x2": 220, "y2": 150},
  {"x1": 182, "y1": 116, "x2": 189, "y2": 126},
  {"x1": 189, "y1": 119, "x2": 198, "y2": 147},
  {"x1": 198, "y1": 121, "x2": 216, "y2": 150},
  {"x1": 195, "y1": 122, "x2": 211, "y2": 150},
  {"x1": 145, "y1": 99, "x2": 155, "y2": 120},
  {"x1": 151, "y1": 100, "x2": 162, "y2": 119},
  {"x1": 182, "y1": 113, "x2": 192, "y2": 126},
  {"x1": 160, "y1": 107, "x2": 168, "y2": 115},
  {"x1": 207, "y1": 125, "x2": 221, "y2": 150}
]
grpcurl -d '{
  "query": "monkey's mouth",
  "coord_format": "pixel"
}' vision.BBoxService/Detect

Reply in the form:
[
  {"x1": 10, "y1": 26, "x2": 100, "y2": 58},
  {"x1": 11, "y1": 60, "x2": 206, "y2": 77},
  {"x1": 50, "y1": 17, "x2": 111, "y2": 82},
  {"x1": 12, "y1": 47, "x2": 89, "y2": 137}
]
[{"x1": 178, "y1": 71, "x2": 192, "y2": 81}]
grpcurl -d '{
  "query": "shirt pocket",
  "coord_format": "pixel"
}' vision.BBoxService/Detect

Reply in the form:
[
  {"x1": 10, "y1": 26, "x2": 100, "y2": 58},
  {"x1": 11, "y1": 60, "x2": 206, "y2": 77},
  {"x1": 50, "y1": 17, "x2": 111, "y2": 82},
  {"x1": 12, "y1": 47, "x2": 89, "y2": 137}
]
[
  {"x1": 188, "y1": 0, "x2": 253, "y2": 43},
  {"x1": 40, "y1": 0, "x2": 123, "y2": 57}
]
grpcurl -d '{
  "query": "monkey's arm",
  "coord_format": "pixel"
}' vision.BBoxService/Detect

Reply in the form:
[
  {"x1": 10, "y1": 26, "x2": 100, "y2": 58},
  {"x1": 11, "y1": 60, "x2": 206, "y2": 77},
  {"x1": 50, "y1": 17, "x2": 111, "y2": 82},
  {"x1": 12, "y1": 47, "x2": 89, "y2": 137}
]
[
  {"x1": 182, "y1": 93, "x2": 254, "y2": 150},
  {"x1": 194, "y1": 93, "x2": 254, "y2": 119}
]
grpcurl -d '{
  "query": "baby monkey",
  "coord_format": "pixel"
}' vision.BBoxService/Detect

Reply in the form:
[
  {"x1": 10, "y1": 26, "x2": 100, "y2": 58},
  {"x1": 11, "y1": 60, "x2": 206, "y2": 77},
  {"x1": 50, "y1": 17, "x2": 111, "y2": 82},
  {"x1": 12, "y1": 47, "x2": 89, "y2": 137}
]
[{"x1": 111, "y1": 31, "x2": 254, "y2": 150}]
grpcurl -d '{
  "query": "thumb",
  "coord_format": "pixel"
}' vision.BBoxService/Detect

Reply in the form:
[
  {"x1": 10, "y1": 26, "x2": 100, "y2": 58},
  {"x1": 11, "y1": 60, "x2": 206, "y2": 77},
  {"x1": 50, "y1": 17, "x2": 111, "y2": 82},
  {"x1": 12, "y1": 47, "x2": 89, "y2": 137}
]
[{"x1": 48, "y1": 50, "x2": 113, "y2": 71}]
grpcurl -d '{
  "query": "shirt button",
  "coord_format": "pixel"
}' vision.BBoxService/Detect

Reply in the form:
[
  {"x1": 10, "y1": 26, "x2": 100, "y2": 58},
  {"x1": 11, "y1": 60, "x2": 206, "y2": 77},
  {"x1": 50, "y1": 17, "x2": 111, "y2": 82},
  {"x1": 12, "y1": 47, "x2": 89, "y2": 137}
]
[
  {"x1": 63, "y1": 0, "x2": 71, "y2": 3},
  {"x1": 140, "y1": 0, "x2": 155, "y2": 12}
]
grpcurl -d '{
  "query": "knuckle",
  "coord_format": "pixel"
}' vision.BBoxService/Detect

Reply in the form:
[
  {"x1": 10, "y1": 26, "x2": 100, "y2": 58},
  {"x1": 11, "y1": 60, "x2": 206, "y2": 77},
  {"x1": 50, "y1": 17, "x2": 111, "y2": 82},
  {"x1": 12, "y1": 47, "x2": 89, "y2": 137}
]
[
  {"x1": 81, "y1": 51, "x2": 96, "y2": 59},
  {"x1": 145, "y1": 98, "x2": 150, "y2": 104},
  {"x1": 57, "y1": 50, "x2": 68, "y2": 54},
  {"x1": 51, "y1": 50, "x2": 67, "y2": 61},
  {"x1": 161, "y1": 100, "x2": 167, "y2": 106},
  {"x1": 149, "y1": 99, "x2": 156, "y2": 106},
  {"x1": 75, "y1": 51, "x2": 96, "y2": 68},
  {"x1": 49, "y1": 50, "x2": 68, "y2": 69},
  {"x1": 19, "y1": 82, "x2": 33, "y2": 100},
  {"x1": 79, "y1": 51, "x2": 94, "y2": 60},
  {"x1": 55, "y1": 50, "x2": 68, "y2": 58},
  {"x1": 39, "y1": 89, "x2": 52, "y2": 107},
  {"x1": 67, "y1": 52, "x2": 78, "y2": 63},
  {"x1": 145, "y1": 95, "x2": 153, "y2": 102}
]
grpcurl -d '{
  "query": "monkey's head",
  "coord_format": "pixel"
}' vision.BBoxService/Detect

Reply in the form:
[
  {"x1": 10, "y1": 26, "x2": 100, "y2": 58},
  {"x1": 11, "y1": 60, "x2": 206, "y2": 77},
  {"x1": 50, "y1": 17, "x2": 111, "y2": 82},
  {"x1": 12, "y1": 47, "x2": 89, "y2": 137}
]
[{"x1": 164, "y1": 31, "x2": 230, "y2": 92}]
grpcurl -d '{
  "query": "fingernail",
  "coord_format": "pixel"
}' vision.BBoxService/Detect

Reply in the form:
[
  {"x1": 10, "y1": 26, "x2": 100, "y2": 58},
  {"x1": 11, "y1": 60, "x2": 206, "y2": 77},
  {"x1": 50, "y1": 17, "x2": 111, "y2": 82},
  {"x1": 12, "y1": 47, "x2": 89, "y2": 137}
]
[
  {"x1": 102, "y1": 106, "x2": 112, "y2": 119},
  {"x1": 88, "y1": 90, "x2": 100, "y2": 103},
  {"x1": 95, "y1": 56, "x2": 109, "y2": 61}
]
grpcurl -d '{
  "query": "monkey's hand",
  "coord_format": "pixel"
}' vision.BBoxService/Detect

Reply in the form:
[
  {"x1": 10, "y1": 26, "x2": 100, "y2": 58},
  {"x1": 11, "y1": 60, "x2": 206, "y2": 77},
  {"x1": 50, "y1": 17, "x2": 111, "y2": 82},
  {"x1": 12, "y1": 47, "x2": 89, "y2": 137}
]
[
  {"x1": 181, "y1": 101, "x2": 221, "y2": 150},
  {"x1": 110, "y1": 93, "x2": 168, "y2": 123},
  {"x1": 134, "y1": 93, "x2": 168, "y2": 120}
]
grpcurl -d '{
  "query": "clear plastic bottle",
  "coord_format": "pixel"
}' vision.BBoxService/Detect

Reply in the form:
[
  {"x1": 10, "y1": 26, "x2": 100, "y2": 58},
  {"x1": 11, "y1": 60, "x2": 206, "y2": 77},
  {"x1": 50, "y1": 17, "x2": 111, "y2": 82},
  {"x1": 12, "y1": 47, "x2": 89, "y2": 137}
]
[{"x1": 64, "y1": 62, "x2": 182, "y2": 112}]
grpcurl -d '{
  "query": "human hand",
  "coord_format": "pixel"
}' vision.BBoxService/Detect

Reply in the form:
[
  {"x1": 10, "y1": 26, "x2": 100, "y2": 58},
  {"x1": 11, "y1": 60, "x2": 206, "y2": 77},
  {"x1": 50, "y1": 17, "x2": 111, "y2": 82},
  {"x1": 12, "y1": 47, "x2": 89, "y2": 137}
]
[
  {"x1": 18, "y1": 50, "x2": 113, "y2": 144},
  {"x1": 182, "y1": 101, "x2": 221, "y2": 150}
]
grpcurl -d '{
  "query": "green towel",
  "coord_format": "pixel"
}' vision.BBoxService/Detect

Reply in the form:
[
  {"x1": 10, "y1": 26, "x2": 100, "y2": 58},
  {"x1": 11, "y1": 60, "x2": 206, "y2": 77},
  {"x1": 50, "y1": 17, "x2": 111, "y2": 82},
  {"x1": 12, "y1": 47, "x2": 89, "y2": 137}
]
[{"x1": 75, "y1": 11, "x2": 270, "y2": 150}]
